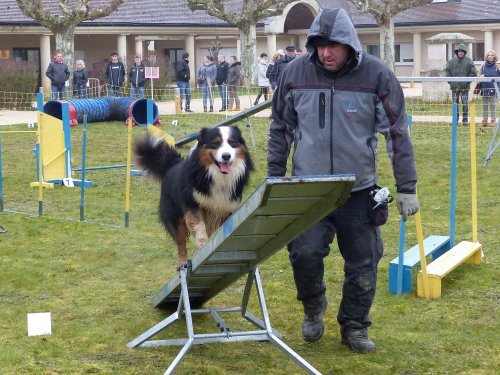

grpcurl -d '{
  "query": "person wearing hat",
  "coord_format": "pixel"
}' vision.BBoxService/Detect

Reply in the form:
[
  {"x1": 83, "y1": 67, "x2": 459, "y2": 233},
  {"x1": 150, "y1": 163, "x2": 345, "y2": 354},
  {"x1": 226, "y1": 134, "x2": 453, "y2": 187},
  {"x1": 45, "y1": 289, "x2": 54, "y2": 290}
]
[
  {"x1": 268, "y1": 8, "x2": 419, "y2": 353},
  {"x1": 445, "y1": 44, "x2": 477, "y2": 125},
  {"x1": 269, "y1": 45, "x2": 296, "y2": 90},
  {"x1": 106, "y1": 51, "x2": 126, "y2": 97}
]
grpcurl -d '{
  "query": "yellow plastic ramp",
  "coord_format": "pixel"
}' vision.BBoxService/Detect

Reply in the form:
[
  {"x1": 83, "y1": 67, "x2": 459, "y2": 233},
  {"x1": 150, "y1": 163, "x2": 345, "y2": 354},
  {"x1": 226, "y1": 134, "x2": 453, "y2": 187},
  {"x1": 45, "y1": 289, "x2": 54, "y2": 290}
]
[{"x1": 417, "y1": 241, "x2": 482, "y2": 299}]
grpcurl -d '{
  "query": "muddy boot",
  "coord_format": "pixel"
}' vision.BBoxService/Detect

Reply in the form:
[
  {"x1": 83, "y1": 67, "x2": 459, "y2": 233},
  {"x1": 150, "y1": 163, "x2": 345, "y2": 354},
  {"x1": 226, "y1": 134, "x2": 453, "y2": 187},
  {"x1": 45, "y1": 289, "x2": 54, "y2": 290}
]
[
  {"x1": 302, "y1": 294, "x2": 327, "y2": 343},
  {"x1": 341, "y1": 327, "x2": 376, "y2": 353}
]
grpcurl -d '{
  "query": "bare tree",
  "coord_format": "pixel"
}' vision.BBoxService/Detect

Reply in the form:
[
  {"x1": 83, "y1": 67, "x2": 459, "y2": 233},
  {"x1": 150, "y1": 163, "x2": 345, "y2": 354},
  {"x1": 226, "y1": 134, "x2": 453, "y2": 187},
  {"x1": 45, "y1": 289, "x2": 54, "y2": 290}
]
[
  {"x1": 187, "y1": 0, "x2": 296, "y2": 86},
  {"x1": 16, "y1": 0, "x2": 124, "y2": 74},
  {"x1": 349, "y1": 0, "x2": 432, "y2": 71}
]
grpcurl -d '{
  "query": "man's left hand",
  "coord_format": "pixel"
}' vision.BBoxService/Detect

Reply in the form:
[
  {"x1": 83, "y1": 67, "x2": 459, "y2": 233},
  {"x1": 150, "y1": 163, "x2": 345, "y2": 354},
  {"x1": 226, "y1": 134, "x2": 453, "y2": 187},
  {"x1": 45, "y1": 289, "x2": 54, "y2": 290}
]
[{"x1": 396, "y1": 193, "x2": 420, "y2": 221}]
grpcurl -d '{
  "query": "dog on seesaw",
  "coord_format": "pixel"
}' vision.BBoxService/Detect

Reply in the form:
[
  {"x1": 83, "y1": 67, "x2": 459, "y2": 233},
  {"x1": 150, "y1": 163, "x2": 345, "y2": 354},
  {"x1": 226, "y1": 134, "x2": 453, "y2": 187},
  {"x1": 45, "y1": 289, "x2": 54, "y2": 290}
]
[{"x1": 134, "y1": 126, "x2": 253, "y2": 270}]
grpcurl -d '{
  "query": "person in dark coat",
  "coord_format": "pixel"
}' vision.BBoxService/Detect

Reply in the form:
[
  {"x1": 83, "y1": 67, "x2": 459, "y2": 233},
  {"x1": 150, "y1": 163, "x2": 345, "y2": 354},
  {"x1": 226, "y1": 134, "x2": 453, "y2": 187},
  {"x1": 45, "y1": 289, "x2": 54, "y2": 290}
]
[
  {"x1": 227, "y1": 56, "x2": 241, "y2": 111},
  {"x1": 175, "y1": 51, "x2": 192, "y2": 112},
  {"x1": 445, "y1": 44, "x2": 477, "y2": 125},
  {"x1": 106, "y1": 51, "x2": 126, "y2": 97},
  {"x1": 129, "y1": 55, "x2": 146, "y2": 98},
  {"x1": 45, "y1": 52, "x2": 70, "y2": 100},
  {"x1": 270, "y1": 45, "x2": 296, "y2": 90},
  {"x1": 216, "y1": 54, "x2": 230, "y2": 111},
  {"x1": 477, "y1": 50, "x2": 500, "y2": 126},
  {"x1": 72, "y1": 60, "x2": 89, "y2": 99}
]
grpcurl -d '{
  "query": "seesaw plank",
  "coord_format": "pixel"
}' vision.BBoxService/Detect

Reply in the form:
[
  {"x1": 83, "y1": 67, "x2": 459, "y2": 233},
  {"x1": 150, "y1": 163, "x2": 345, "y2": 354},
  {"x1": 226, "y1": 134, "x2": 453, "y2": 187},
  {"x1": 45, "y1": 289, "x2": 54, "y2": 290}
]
[{"x1": 152, "y1": 175, "x2": 355, "y2": 308}]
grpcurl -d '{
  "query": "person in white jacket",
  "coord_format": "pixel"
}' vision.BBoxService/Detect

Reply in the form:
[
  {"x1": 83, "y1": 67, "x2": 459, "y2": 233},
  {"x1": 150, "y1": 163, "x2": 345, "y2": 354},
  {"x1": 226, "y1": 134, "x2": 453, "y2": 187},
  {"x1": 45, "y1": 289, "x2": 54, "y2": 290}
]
[{"x1": 254, "y1": 53, "x2": 270, "y2": 105}]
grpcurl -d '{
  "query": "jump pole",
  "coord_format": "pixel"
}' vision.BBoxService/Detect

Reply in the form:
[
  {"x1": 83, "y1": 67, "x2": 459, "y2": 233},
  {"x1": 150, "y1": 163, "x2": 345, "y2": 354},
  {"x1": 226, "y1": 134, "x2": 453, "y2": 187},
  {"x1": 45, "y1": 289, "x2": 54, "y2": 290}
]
[
  {"x1": 0, "y1": 132, "x2": 3, "y2": 211},
  {"x1": 449, "y1": 103, "x2": 458, "y2": 248},
  {"x1": 469, "y1": 105, "x2": 478, "y2": 244},
  {"x1": 80, "y1": 114, "x2": 88, "y2": 221},
  {"x1": 124, "y1": 117, "x2": 133, "y2": 228},
  {"x1": 396, "y1": 114, "x2": 412, "y2": 295},
  {"x1": 37, "y1": 92, "x2": 44, "y2": 215}
]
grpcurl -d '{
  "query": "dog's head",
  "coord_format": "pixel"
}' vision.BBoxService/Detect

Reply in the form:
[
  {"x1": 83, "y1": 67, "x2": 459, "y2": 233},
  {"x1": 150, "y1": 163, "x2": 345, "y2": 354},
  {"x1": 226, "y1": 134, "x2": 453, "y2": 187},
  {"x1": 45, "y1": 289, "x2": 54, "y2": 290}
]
[{"x1": 195, "y1": 126, "x2": 251, "y2": 175}]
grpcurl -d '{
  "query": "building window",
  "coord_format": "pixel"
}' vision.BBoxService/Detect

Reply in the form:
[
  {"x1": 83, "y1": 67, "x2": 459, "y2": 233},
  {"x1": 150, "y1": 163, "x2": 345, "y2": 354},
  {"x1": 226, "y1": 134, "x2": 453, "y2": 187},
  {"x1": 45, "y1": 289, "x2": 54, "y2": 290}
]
[
  {"x1": 366, "y1": 44, "x2": 413, "y2": 64},
  {"x1": 367, "y1": 45, "x2": 380, "y2": 58},
  {"x1": 472, "y1": 42, "x2": 485, "y2": 62},
  {"x1": 395, "y1": 43, "x2": 414, "y2": 63}
]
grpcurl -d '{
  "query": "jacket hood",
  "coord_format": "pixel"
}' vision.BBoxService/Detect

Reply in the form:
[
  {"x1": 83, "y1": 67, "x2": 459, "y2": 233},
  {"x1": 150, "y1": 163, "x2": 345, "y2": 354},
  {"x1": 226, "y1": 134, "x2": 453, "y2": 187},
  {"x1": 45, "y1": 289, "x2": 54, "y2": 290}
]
[
  {"x1": 454, "y1": 44, "x2": 467, "y2": 56},
  {"x1": 305, "y1": 8, "x2": 362, "y2": 66}
]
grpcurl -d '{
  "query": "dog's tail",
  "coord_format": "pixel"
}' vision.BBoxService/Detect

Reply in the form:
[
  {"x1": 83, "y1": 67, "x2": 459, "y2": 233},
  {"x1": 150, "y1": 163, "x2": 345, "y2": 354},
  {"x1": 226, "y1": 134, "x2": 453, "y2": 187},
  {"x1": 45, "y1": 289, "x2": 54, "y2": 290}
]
[{"x1": 134, "y1": 136, "x2": 182, "y2": 180}]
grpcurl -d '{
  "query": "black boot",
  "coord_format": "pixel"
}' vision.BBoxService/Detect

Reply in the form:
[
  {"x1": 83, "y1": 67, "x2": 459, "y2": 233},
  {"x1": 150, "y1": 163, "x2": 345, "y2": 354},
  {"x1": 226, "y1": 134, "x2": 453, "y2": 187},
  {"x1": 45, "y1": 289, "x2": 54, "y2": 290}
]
[
  {"x1": 203, "y1": 107, "x2": 207, "y2": 112},
  {"x1": 209, "y1": 106, "x2": 214, "y2": 112},
  {"x1": 302, "y1": 294, "x2": 327, "y2": 343},
  {"x1": 341, "y1": 327, "x2": 376, "y2": 353}
]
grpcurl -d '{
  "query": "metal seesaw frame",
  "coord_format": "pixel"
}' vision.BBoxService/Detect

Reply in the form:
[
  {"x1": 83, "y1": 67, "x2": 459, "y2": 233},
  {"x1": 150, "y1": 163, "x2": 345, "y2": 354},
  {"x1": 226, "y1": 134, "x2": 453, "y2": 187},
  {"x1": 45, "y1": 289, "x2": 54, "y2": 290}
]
[{"x1": 127, "y1": 265, "x2": 321, "y2": 375}]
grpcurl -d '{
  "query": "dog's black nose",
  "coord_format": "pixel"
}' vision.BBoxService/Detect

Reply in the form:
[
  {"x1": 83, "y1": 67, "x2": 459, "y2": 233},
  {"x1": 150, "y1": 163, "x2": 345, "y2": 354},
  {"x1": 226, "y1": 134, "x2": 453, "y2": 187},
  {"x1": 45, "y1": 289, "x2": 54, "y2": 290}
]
[{"x1": 222, "y1": 152, "x2": 231, "y2": 161}]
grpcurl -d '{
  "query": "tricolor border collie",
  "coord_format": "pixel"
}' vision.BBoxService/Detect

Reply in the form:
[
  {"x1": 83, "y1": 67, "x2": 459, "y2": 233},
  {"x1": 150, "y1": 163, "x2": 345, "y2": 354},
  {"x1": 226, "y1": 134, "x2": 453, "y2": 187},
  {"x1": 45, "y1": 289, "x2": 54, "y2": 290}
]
[{"x1": 135, "y1": 126, "x2": 253, "y2": 269}]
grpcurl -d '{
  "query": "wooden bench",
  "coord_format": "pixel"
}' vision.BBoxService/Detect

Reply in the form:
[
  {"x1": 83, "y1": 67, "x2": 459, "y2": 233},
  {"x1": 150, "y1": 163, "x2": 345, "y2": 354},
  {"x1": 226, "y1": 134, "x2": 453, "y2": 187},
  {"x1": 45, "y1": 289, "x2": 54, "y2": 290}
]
[
  {"x1": 388, "y1": 235, "x2": 451, "y2": 294},
  {"x1": 417, "y1": 241, "x2": 482, "y2": 298}
]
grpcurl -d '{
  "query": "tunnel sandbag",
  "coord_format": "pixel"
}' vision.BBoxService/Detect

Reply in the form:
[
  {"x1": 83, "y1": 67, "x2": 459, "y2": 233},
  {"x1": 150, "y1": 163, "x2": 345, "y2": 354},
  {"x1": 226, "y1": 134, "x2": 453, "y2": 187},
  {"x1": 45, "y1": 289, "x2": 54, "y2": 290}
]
[{"x1": 43, "y1": 98, "x2": 159, "y2": 126}]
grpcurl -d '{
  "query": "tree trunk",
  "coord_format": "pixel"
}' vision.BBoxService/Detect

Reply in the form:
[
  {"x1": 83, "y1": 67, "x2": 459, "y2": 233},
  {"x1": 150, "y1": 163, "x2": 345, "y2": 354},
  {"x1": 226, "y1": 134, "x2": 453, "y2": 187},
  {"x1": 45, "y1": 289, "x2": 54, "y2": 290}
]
[
  {"x1": 54, "y1": 25, "x2": 76, "y2": 81},
  {"x1": 379, "y1": 17, "x2": 395, "y2": 72},
  {"x1": 239, "y1": 22, "x2": 256, "y2": 87}
]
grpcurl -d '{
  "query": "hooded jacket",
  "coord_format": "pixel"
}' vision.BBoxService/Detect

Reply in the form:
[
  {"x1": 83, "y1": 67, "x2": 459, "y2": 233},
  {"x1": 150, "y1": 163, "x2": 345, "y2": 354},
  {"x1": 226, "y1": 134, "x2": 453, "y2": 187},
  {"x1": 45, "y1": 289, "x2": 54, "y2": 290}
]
[
  {"x1": 175, "y1": 58, "x2": 190, "y2": 82},
  {"x1": 445, "y1": 44, "x2": 477, "y2": 91},
  {"x1": 267, "y1": 8, "x2": 417, "y2": 193}
]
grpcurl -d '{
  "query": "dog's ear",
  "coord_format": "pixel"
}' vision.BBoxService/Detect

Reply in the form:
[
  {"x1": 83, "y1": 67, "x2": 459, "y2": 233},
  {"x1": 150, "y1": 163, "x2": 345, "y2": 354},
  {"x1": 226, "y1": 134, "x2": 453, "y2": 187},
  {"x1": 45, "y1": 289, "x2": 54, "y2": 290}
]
[{"x1": 197, "y1": 128, "x2": 209, "y2": 143}]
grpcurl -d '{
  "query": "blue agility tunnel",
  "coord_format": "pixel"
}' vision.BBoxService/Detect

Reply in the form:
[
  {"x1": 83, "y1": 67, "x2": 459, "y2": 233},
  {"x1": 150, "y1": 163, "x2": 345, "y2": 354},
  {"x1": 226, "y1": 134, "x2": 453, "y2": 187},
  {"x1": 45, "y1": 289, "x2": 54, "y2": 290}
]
[{"x1": 43, "y1": 98, "x2": 159, "y2": 126}]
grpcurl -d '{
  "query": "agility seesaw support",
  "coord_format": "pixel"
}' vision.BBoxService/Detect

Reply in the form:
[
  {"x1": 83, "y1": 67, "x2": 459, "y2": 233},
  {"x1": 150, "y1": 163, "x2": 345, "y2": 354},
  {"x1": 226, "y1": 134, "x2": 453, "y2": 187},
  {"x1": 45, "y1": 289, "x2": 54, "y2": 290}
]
[{"x1": 127, "y1": 175, "x2": 356, "y2": 374}]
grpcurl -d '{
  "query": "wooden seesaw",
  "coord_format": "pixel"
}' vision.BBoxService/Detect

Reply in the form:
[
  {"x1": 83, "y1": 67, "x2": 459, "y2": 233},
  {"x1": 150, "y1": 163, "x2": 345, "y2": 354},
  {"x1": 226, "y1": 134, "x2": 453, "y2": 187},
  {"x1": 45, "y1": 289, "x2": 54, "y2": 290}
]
[{"x1": 127, "y1": 175, "x2": 355, "y2": 375}]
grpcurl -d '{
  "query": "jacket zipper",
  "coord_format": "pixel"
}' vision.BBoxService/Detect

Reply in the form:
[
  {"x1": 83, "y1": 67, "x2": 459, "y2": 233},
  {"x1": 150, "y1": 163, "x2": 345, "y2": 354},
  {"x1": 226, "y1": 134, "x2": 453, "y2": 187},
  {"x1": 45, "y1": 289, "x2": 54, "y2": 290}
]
[
  {"x1": 319, "y1": 92, "x2": 325, "y2": 129},
  {"x1": 330, "y1": 83, "x2": 335, "y2": 174}
]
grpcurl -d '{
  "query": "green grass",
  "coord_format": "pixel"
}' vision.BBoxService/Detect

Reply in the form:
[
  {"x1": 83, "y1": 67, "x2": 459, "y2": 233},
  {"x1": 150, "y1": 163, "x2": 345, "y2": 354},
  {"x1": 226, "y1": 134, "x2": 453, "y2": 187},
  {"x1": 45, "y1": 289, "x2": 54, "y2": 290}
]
[{"x1": 0, "y1": 116, "x2": 499, "y2": 375}]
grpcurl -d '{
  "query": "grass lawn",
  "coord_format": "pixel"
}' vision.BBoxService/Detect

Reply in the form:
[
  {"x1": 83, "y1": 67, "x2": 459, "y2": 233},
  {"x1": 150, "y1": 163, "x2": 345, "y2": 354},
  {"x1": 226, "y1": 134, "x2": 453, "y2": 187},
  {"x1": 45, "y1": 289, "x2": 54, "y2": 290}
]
[{"x1": 0, "y1": 114, "x2": 498, "y2": 375}]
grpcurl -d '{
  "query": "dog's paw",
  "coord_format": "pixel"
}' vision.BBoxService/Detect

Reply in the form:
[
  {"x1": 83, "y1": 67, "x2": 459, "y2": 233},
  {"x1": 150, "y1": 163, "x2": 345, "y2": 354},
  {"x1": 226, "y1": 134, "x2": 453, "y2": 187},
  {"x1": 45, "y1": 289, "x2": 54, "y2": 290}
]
[{"x1": 176, "y1": 257, "x2": 188, "y2": 271}]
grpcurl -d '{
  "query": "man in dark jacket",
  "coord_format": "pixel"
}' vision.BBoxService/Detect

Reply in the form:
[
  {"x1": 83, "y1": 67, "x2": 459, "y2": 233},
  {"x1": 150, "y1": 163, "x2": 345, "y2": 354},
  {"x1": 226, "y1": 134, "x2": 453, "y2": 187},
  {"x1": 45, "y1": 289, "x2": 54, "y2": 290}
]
[
  {"x1": 270, "y1": 45, "x2": 296, "y2": 89},
  {"x1": 268, "y1": 8, "x2": 419, "y2": 353},
  {"x1": 129, "y1": 55, "x2": 146, "y2": 98},
  {"x1": 216, "y1": 54, "x2": 230, "y2": 111},
  {"x1": 45, "y1": 52, "x2": 70, "y2": 100},
  {"x1": 175, "y1": 51, "x2": 192, "y2": 112},
  {"x1": 106, "y1": 51, "x2": 126, "y2": 97},
  {"x1": 445, "y1": 44, "x2": 477, "y2": 125}
]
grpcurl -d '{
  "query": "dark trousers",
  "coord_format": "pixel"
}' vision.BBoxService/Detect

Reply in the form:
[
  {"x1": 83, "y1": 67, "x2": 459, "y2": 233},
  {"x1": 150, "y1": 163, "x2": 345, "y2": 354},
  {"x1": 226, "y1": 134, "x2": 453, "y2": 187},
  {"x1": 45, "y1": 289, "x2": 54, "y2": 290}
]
[
  {"x1": 452, "y1": 90, "x2": 469, "y2": 123},
  {"x1": 287, "y1": 187, "x2": 383, "y2": 329},
  {"x1": 255, "y1": 86, "x2": 269, "y2": 103}
]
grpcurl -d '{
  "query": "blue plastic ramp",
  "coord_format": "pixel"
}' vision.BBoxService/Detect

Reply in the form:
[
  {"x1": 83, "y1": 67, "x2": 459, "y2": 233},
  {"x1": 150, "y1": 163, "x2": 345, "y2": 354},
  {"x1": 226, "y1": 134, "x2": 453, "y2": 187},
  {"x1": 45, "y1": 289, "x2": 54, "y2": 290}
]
[{"x1": 152, "y1": 175, "x2": 355, "y2": 308}]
